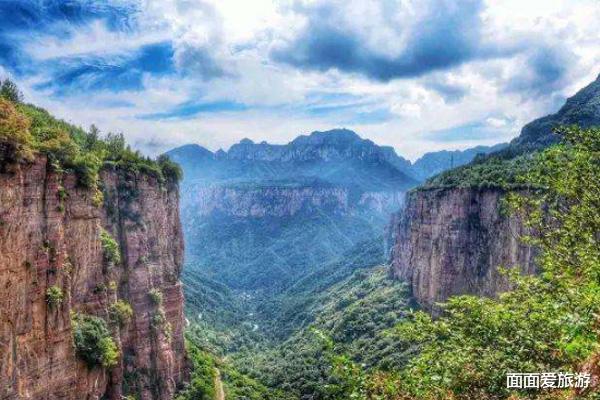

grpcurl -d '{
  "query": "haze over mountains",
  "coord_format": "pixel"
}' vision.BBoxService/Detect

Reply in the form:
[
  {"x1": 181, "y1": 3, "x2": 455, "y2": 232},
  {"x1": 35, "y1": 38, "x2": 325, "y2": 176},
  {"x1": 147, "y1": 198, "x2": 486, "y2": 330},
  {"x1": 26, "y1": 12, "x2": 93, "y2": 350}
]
[
  {"x1": 166, "y1": 129, "x2": 503, "y2": 293},
  {"x1": 512, "y1": 72, "x2": 600, "y2": 150},
  {"x1": 168, "y1": 129, "x2": 505, "y2": 185}
]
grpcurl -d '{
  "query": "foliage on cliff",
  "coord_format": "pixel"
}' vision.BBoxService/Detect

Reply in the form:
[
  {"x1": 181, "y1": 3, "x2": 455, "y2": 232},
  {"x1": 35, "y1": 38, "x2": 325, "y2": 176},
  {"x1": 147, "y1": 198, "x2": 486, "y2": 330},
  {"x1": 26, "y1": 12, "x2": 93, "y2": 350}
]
[
  {"x1": 326, "y1": 126, "x2": 600, "y2": 399},
  {"x1": 419, "y1": 152, "x2": 534, "y2": 190},
  {"x1": 99, "y1": 227, "x2": 121, "y2": 265},
  {"x1": 0, "y1": 82, "x2": 182, "y2": 187},
  {"x1": 71, "y1": 313, "x2": 119, "y2": 369}
]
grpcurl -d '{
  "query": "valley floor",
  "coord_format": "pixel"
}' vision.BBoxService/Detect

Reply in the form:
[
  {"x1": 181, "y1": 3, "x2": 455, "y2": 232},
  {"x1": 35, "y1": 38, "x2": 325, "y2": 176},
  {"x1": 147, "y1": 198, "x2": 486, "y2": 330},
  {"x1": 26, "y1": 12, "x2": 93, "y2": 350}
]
[{"x1": 180, "y1": 238, "x2": 412, "y2": 399}]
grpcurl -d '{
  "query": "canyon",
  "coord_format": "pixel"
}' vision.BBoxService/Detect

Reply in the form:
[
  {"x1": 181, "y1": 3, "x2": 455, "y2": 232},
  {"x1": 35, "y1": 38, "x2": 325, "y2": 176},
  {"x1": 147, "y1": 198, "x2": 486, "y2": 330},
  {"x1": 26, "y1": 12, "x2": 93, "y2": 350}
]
[{"x1": 1, "y1": 71, "x2": 598, "y2": 399}]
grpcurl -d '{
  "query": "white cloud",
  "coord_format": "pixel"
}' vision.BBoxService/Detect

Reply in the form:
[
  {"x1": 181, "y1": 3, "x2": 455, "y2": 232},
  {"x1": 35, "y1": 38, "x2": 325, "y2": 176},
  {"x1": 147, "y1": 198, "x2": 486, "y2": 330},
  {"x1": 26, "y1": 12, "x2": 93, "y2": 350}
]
[
  {"x1": 9, "y1": 0, "x2": 600, "y2": 160},
  {"x1": 23, "y1": 20, "x2": 170, "y2": 60}
]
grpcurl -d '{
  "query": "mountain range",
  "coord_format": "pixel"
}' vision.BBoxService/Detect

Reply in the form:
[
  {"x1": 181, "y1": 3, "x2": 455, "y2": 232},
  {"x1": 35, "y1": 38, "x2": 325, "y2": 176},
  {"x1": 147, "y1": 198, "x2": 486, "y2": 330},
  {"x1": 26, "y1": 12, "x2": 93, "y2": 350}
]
[
  {"x1": 167, "y1": 128, "x2": 505, "y2": 186},
  {"x1": 166, "y1": 128, "x2": 505, "y2": 295}
]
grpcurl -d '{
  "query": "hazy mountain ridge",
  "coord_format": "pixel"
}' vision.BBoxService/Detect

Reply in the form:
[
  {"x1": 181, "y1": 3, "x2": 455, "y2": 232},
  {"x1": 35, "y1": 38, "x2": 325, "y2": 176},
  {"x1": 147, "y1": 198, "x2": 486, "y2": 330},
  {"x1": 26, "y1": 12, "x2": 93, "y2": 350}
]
[
  {"x1": 509, "y1": 73, "x2": 600, "y2": 151},
  {"x1": 168, "y1": 128, "x2": 506, "y2": 184},
  {"x1": 410, "y1": 142, "x2": 508, "y2": 181},
  {"x1": 167, "y1": 129, "x2": 417, "y2": 191}
]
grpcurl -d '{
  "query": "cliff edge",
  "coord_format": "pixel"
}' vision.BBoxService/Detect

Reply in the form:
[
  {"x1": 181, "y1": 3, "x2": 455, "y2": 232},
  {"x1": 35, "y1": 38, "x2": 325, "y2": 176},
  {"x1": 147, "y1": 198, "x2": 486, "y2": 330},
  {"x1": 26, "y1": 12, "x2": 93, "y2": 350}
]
[{"x1": 0, "y1": 155, "x2": 187, "y2": 398}]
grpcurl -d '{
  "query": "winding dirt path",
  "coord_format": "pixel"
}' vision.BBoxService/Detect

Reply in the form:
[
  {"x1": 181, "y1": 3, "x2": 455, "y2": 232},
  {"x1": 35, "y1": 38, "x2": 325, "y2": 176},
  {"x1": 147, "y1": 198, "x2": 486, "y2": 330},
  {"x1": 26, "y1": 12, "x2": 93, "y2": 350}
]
[{"x1": 214, "y1": 368, "x2": 225, "y2": 400}]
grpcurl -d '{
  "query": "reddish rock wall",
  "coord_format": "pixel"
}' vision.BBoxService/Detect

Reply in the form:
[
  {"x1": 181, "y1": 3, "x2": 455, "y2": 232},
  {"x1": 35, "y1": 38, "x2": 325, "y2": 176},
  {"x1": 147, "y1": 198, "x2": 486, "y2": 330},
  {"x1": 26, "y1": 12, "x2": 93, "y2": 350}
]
[
  {"x1": 389, "y1": 187, "x2": 536, "y2": 313},
  {"x1": 0, "y1": 157, "x2": 186, "y2": 399}
]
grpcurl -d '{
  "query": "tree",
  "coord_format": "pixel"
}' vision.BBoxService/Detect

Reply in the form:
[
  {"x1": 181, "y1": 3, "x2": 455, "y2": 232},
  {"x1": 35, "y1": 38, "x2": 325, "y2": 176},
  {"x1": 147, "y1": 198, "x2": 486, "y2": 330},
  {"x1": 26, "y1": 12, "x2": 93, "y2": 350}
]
[{"x1": 0, "y1": 79, "x2": 23, "y2": 103}]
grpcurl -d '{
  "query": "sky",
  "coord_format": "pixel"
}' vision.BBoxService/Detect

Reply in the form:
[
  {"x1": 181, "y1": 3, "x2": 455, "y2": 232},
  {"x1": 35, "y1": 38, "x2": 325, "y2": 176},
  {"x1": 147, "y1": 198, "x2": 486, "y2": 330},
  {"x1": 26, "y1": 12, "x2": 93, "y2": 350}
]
[{"x1": 0, "y1": 0, "x2": 599, "y2": 160}]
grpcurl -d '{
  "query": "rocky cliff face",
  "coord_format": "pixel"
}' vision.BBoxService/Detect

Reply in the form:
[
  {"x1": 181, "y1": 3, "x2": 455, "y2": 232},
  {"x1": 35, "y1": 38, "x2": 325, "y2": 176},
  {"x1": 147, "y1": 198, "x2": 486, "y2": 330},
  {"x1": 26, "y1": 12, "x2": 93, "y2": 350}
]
[
  {"x1": 181, "y1": 183, "x2": 405, "y2": 219},
  {"x1": 0, "y1": 157, "x2": 186, "y2": 399},
  {"x1": 389, "y1": 188, "x2": 536, "y2": 312}
]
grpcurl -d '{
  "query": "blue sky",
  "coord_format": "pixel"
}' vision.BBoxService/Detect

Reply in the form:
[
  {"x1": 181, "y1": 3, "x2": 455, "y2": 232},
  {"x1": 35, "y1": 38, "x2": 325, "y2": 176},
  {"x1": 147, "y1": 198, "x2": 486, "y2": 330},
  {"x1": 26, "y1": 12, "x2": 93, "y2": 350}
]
[{"x1": 0, "y1": 0, "x2": 598, "y2": 159}]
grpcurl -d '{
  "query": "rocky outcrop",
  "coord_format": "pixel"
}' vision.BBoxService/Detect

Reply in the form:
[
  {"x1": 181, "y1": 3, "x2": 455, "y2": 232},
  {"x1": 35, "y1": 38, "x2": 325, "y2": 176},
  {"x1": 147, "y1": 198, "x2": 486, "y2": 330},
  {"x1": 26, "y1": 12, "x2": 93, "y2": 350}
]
[
  {"x1": 182, "y1": 184, "x2": 349, "y2": 218},
  {"x1": 180, "y1": 183, "x2": 405, "y2": 219},
  {"x1": 389, "y1": 187, "x2": 536, "y2": 312},
  {"x1": 0, "y1": 157, "x2": 186, "y2": 399}
]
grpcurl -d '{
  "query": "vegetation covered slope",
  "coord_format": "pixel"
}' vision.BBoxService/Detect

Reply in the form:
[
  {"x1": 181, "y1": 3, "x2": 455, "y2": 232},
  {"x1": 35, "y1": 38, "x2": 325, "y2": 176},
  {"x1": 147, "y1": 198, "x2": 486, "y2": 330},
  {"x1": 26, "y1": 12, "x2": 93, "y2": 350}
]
[
  {"x1": 180, "y1": 263, "x2": 411, "y2": 400},
  {"x1": 322, "y1": 126, "x2": 600, "y2": 400},
  {"x1": 233, "y1": 266, "x2": 411, "y2": 399},
  {"x1": 419, "y1": 152, "x2": 534, "y2": 190},
  {"x1": 420, "y1": 74, "x2": 600, "y2": 190},
  {"x1": 183, "y1": 210, "x2": 385, "y2": 291},
  {"x1": 0, "y1": 79, "x2": 181, "y2": 189}
]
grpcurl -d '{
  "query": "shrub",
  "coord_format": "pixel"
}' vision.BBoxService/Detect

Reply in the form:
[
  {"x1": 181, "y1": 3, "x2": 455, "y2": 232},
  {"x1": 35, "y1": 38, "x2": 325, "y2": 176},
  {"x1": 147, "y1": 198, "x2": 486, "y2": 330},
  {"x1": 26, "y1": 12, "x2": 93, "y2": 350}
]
[
  {"x1": 110, "y1": 300, "x2": 134, "y2": 326},
  {"x1": 0, "y1": 98, "x2": 34, "y2": 161},
  {"x1": 152, "y1": 308, "x2": 167, "y2": 326},
  {"x1": 151, "y1": 308, "x2": 172, "y2": 340},
  {"x1": 35, "y1": 126, "x2": 80, "y2": 165},
  {"x1": 71, "y1": 313, "x2": 119, "y2": 368},
  {"x1": 99, "y1": 228, "x2": 121, "y2": 265},
  {"x1": 92, "y1": 187, "x2": 103, "y2": 207},
  {"x1": 71, "y1": 152, "x2": 102, "y2": 188},
  {"x1": 46, "y1": 285, "x2": 64, "y2": 307},
  {"x1": 149, "y1": 289, "x2": 163, "y2": 306},
  {"x1": 157, "y1": 154, "x2": 183, "y2": 183},
  {"x1": 93, "y1": 283, "x2": 106, "y2": 294}
]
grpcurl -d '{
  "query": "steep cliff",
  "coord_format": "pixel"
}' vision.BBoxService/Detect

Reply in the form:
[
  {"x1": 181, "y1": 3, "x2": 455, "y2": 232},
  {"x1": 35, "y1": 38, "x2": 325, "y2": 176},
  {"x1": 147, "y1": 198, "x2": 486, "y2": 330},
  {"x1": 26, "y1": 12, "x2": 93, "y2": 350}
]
[
  {"x1": 389, "y1": 74, "x2": 600, "y2": 311},
  {"x1": 182, "y1": 183, "x2": 350, "y2": 218},
  {"x1": 0, "y1": 156, "x2": 186, "y2": 399},
  {"x1": 181, "y1": 182, "x2": 405, "y2": 219},
  {"x1": 389, "y1": 188, "x2": 536, "y2": 312}
]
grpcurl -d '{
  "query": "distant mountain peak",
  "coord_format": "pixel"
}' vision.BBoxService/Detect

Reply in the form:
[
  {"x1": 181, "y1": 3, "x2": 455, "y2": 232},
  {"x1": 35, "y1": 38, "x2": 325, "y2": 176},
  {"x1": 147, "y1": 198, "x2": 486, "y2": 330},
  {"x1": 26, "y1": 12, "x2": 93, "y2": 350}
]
[
  {"x1": 166, "y1": 143, "x2": 213, "y2": 159},
  {"x1": 291, "y1": 128, "x2": 361, "y2": 146},
  {"x1": 513, "y1": 72, "x2": 600, "y2": 148}
]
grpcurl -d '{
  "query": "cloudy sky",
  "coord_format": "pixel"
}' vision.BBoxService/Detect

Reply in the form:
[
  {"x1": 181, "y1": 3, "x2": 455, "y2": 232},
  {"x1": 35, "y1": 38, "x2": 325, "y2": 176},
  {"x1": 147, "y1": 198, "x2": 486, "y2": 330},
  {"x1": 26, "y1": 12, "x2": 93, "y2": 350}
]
[{"x1": 0, "y1": 0, "x2": 598, "y2": 160}]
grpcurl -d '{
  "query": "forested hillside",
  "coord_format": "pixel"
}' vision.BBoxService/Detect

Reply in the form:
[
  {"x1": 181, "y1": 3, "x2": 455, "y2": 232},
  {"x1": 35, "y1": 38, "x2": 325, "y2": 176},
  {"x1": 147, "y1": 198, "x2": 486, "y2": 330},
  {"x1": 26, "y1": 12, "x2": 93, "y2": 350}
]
[{"x1": 174, "y1": 75, "x2": 600, "y2": 400}]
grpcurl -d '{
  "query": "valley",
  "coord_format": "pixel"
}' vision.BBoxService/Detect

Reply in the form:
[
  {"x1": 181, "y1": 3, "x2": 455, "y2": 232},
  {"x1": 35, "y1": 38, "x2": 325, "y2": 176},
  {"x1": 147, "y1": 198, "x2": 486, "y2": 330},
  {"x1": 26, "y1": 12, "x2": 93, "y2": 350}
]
[
  {"x1": 1, "y1": 73, "x2": 598, "y2": 400},
  {"x1": 172, "y1": 74, "x2": 600, "y2": 399}
]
